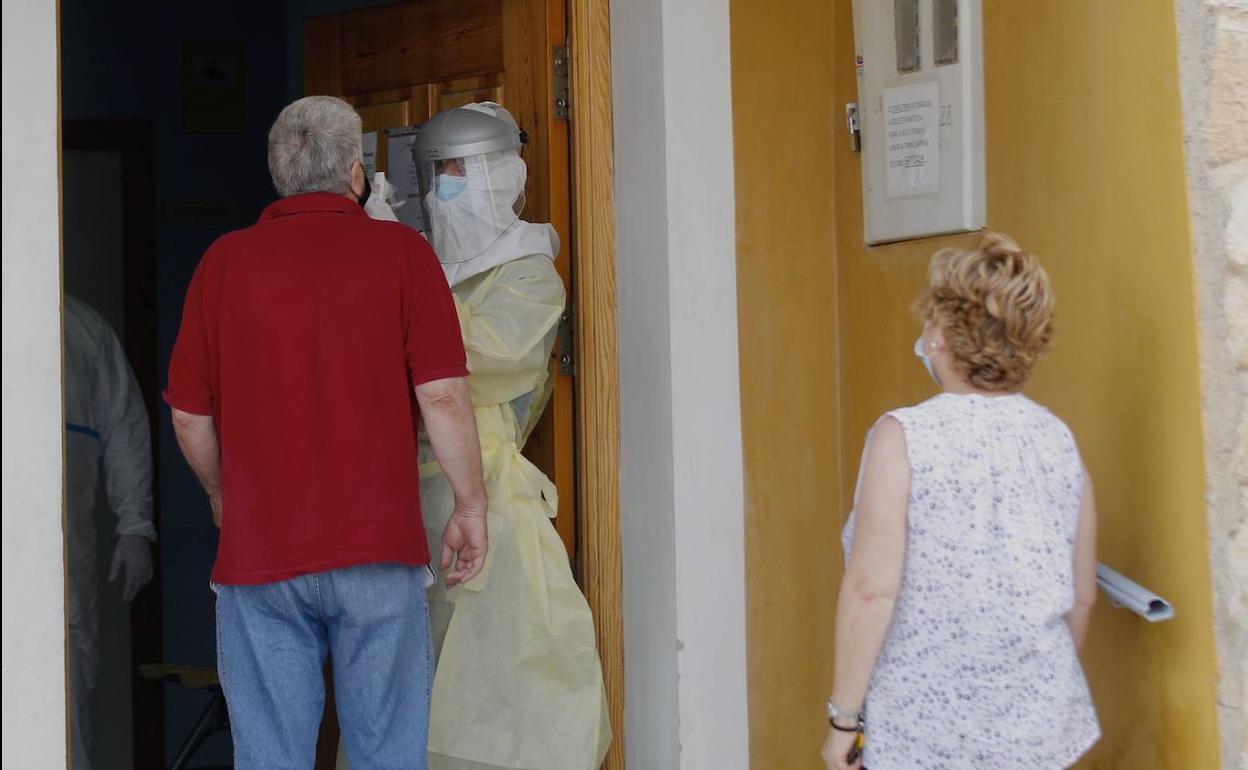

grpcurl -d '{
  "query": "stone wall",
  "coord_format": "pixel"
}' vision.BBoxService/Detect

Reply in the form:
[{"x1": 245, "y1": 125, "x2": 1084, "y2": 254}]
[{"x1": 1174, "y1": 1, "x2": 1248, "y2": 767}]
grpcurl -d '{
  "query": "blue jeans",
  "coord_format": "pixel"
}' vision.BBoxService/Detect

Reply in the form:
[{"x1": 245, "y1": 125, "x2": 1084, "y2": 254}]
[{"x1": 216, "y1": 563, "x2": 433, "y2": 770}]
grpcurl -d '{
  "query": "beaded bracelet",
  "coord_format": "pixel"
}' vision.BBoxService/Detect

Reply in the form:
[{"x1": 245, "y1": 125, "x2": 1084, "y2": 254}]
[{"x1": 829, "y1": 717, "x2": 862, "y2": 733}]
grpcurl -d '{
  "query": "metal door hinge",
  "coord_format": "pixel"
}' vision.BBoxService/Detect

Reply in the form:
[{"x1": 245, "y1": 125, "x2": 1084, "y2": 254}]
[
  {"x1": 553, "y1": 45, "x2": 571, "y2": 120},
  {"x1": 557, "y1": 304, "x2": 576, "y2": 376}
]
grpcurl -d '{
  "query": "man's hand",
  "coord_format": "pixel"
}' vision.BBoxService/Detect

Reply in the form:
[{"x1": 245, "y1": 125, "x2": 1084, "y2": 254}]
[
  {"x1": 417, "y1": 376, "x2": 489, "y2": 587},
  {"x1": 821, "y1": 726, "x2": 862, "y2": 770},
  {"x1": 109, "y1": 534, "x2": 154, "y2": 602},
  {"x1": 440, "y1": 506, "x2": 488, "y2": 587}
]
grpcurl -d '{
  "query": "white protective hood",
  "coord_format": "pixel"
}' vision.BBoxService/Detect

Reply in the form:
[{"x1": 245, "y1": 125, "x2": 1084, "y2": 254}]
[{"x1": 441, "y1": 219, "x2": 559, "y2": 288}]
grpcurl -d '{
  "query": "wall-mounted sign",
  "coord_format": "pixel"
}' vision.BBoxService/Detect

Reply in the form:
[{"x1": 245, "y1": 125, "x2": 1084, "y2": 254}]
[{"x1": 184, "y1": 43, "x2": 246, "y2": 134}]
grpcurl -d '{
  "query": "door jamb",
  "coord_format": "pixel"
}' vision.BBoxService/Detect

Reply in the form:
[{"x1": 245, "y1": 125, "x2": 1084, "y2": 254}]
[{"x1": 567, "y1": 1, "x2": 624, "y2": 767}]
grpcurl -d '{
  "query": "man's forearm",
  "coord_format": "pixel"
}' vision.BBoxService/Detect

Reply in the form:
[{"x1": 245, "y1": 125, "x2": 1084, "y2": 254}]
[
  {"x1": 171, "y1": 409, "x2": 222, "y2": 502},
  {"x1": 417, "y1": 379, "x2": 487, "y2": 513}
]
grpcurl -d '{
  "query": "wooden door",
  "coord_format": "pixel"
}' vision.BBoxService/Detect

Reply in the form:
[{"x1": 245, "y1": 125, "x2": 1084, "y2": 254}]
[{"x1": 304, "y1": 0, "x2": 577, "y2": 563}]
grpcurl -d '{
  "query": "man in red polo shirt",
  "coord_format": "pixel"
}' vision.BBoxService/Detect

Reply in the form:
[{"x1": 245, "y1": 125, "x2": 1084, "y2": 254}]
[{"x1": 166, "y1": 96, "x2": 487, "y2": 770}]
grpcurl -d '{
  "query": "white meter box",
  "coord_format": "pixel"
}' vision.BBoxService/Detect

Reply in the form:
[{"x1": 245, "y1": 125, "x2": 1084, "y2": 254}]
[{"x1": 852, "y1": 0, "x2": 985, "y2": 244}]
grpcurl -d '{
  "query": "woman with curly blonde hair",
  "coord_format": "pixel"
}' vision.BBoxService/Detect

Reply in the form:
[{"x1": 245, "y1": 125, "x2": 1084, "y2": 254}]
[{"x1": 822, "y1": 234, "x2": 1101, "y2": 770}]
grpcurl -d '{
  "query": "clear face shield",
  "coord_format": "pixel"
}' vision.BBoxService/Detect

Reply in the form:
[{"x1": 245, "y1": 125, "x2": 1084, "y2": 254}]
[
  {"x1": 413, "y1": 104, "x2": 529, "y2": 265},
  {"x1": 415, "y1": 149, "x2": 527, "y2": 265}
]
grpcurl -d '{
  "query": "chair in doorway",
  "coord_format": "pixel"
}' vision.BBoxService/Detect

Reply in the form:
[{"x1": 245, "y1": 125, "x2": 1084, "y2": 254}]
[{"x1": 139, "y1": 664, "x2": 230, "y2": 769}]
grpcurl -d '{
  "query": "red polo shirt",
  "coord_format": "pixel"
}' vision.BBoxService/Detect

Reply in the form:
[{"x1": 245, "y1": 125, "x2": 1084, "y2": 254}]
[{"x1": 165, "y1": 193, "x2": 467, "y2": 585}]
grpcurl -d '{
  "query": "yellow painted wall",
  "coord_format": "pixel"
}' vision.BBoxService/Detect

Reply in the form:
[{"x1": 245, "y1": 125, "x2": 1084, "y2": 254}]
[
  {"x1": 729, "y1": 1, "x2": 843, "y2": 766},
  {"x1": 733, "y1": 0, "x2": 1222, "y2": 767},
  {"x1": 831, "y1": 1, "x2": 1222, "y2": 766}
]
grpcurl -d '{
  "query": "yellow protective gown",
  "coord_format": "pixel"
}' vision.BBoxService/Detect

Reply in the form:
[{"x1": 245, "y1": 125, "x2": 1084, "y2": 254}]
[{"x1": 421, "y1": 253, "x2": 610, "y2": 770}]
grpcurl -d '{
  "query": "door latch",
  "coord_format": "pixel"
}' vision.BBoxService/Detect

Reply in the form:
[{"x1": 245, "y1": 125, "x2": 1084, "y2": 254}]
[{"x1": 846, "y1": 102, "x2": 861, "y2": 153}]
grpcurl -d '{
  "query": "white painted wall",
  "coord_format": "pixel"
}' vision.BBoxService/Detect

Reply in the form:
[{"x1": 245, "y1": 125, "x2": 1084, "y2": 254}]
[
  {"x1": 610, "y1": 0, "x2": 750, "y2": 766},
  {"x1": 610, "y1": 0, "x2": 680, "y2": 761},
  {"x1": 2, "y1": 1, "x2": 67, "y2": 769}
]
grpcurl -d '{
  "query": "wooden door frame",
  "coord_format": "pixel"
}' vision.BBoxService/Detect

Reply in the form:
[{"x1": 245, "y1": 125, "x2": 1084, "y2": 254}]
[
  {"x1": 61, "y1": 119, "x2": 164, "y2": 770},
  {"x1": 567, "y1": 0, "x2": 623, "y2": 767}
]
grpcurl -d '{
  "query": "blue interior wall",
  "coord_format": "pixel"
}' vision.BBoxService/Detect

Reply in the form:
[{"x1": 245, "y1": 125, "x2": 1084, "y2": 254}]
[
  {"x1": 62, "y1": 1, "x2": 286, "y2": 763},
  {"x1": 62, "y1": 0, "x2": 400, "y2": 764}
]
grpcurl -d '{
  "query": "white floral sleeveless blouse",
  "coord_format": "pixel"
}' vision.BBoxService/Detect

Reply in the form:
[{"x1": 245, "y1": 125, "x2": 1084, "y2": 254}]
[{"x1": 842, "y1": 394, "x2": 1100, "y2": 769}]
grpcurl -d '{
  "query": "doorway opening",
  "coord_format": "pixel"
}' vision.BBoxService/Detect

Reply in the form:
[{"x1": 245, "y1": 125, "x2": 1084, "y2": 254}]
[
  {"x1": 62, "y1": 119, "x2": 162, "y2": 770},
  {"x1": 59, "y1": 1, "x2": 620, "y2": 768}
]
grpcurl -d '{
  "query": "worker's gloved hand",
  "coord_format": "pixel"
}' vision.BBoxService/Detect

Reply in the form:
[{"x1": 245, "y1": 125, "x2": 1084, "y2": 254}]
[
  {"x1": 109, "y1": 534, "x2": 154, "y2": 602},
  {"x1": 364, "y1": 171, "x2": 402, "y2": 222}
]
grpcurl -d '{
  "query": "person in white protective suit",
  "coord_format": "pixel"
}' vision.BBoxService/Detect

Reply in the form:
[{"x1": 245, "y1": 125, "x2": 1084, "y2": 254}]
[
  {"x1": 341, "y1": 103, "x2": 610, "y2": 770},
  {"x1": 63, "y1": 295, "x2": 156, "y2": 770}
]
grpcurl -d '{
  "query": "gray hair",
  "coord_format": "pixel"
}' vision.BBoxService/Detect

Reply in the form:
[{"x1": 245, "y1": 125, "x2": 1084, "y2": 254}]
[{"x1": 267, "y1": 96, "x2": 362, "y2": 197}]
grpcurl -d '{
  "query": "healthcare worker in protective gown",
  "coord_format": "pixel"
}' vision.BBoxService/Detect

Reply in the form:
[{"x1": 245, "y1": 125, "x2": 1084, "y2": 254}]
[
  {"x1": 63, "y1": 296, "x2": 156, "y2": 770},
  {"x1": 341, "y1": 102, "x2": 610, "y2": 770}
]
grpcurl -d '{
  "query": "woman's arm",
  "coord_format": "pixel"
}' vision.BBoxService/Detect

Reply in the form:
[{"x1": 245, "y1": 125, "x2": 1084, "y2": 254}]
[
  {"x1": 823, "y1": 417, "x2": 909, "y2": 769},
  {"x1": 830, "y1": 416, "x2": 910, "y2": 714},
  {"x1": 1067, "y1": 467, "x2": 1098, "y2": 652}
]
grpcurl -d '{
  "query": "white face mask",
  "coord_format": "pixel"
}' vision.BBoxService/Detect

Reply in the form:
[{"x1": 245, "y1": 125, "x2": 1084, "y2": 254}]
[{"x1": 914, "y1": 335, "x2": 940, "y2": 385}]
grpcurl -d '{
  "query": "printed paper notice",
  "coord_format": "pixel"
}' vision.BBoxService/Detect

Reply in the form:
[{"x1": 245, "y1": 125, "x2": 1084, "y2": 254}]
[
  {"x1": 362, "y1": 132, "x2": 378, "y2": 178},
  {"x1": 387, "y1": 129, "x2": 426, "y2": 232},
  {"x1": 883, "y1": 82, "x2": 939, "y2": 198}
]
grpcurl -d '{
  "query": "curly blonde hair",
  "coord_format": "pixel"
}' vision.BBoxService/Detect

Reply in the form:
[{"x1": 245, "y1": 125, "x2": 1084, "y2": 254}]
[{"x1": 915, "y1": 233, "x2": 1055, "y2": 392}]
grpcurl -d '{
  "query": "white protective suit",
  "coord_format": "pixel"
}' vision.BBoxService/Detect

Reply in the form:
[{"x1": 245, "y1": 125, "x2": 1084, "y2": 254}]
[
  {"x1": 342, "y1": 120, "x2": 610, "y2": 768},
  {"x1": 64, "y1": 296, "x2": 156, "y2": 770}
]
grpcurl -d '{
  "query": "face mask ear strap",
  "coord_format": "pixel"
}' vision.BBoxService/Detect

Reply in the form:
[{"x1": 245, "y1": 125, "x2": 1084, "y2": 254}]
[
  {"x1": 358, "y1": 165, "x2": 371, "y2": 206},
  {"x1": 914, "y1": 334, "x2": 941, "y2": 386}
]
